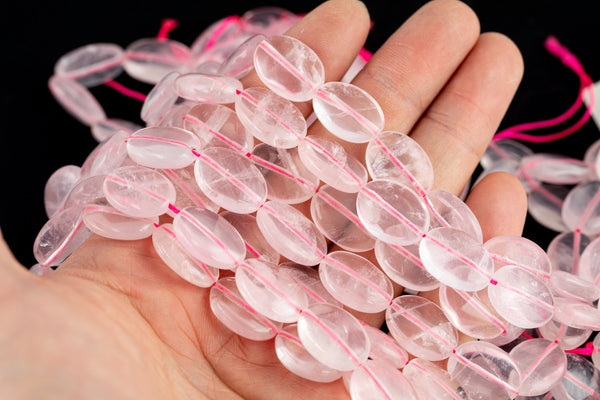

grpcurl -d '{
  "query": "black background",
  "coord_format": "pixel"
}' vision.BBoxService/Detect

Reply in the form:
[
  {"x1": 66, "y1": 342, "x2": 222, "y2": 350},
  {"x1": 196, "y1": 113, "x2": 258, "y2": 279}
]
[{"x1": 1, "y1": 0, "x2": 599, "y2": 267}]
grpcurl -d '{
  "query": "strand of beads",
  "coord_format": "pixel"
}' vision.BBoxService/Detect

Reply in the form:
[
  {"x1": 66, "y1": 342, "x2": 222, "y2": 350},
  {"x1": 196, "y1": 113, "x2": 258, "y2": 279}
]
[{"x1": 35, "y1": 9, "x2": 600, "y2": 399}]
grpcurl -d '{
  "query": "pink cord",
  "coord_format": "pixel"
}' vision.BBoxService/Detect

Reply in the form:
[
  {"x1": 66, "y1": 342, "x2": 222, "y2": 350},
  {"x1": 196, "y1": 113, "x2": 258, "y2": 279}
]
[
  {"x1": 565, "y1": 341, "x2": 595, "y2": 356},
  {"x1": 103, "y1": 80, "x2": 147, "y2": 102},
  {"x1": 493, "y1": 36, "x2": 594, "y2": 143},
  {"x1": 156, "y1": 18, "x2": 179, "y2": 41}
]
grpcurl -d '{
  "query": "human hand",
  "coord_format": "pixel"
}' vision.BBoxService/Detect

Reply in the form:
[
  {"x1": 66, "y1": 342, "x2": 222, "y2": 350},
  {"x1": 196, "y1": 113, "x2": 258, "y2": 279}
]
[{"x1": 0, "y1": 0, "x2": 527, "y2": 398}]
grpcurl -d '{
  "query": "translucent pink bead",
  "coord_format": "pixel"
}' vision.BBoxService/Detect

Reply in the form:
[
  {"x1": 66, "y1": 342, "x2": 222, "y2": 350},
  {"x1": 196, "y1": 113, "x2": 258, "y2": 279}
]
[
  {"x1": 527, "y1": 182, "x2": 570, "y2": 232},
  {"x1": 91, "y1": 118, "x2": 141, "y2": 143},
  {"x1": 123, "y1": 38, "x2": 190, "y2": 84},
  {"x1": 509, "y1": 338, "x2": 566, "y2": 396},
  {"x1": 313, "y1": 82, "x2": 384, "y2": 143},
  {"x1": 62, "y1": 175, "x2": 106, "y2": 213},
  {"x1": 140, "y1": 72, "x2": 179, "y2": 125},
  {"x1": 126, "y1": 126, "x2": 201, "y2": 169},
  {"x1": 481, "y1": 139, "x2": 534, "y2": 170},
  {"x1": 190, "y1": 16, "x2": 242, "y2": 60},
  {"x1": 194, "y1": 147, "x2": 267, "y2": 213},
  {"x1": 241, "y1": 7, "x2": 299, "y2": 36},
  {"x1": 274, "y1": 324, "x2": 342, "y2": 383},
  {"x1": 254, "y1": 35, "x2": 325, "y2": 102},
  {"x1": 547, "y1": 231, "x2": 592, "y2": 274},
  {"x1": 562, "y1": 180, "x2": 600, "y2": 235},
  {"x1": 553, "y1": 297, "x2": 600, "y2": 330},
  {"x1": 556, "y1": 354, "x2": 600, "y2": 400},
  {"x1": 210, "y1": 277, "x2": 282, "y2": 340},
  {"x1": 538, "y1": 317, "x2": 592, "y2": 350},
  {"x1": 349, "y1": 359, "x2": 418, "y2": 400},
  {"x1": 44, "y1": 165, "x2": 81, "y2": 218},
  {"x1": 297, "y1": 303, "x2": 369, "y2": 371},
  {"x1": 386, "y1": 295, "x2": 458, "y2": 361},
  {"x1": 162, "y1": 166, "x2": 220, "y2": 213},
  {"x1": 592, "y1": 332, "x2": 600, "y2": 367},
  {"x1": 374, "y1": 240, "x2": 440, "y2": 291},
  {"x1": 428, "y1": 189, "x2": 483, "y2": 243},
  {"x1": 218, "y1": 34, "x2": 266, "y2": 79},
  {"x1": 235, "y1": 87, "x2": 307, "y2": 148},
  {"x1": 298, "y1": 136, "x2": 367, "y2": 193},
  {"x1": 403, "y1": 358, "x2": 464, "y2": 400},
  {"x1": 152, "y1": 224, "x2": 219, "y2": 287},
  {"x1": 54, "y1": 43, "x2": 124, "y2": 87},
  {"x1": 488, "y1": 265, "x2": 555, "y2": 329},
  {"x1": 520, "y1": 154, "x2": 590, "y2": 185},
  {"x1": 357, "y1": 180, "x2": 430, "y2": 246},
  {"x1": 80, "y1": 130, "x2": 129, "y2": 180},
  {"x1": 363, "y1": 324, "x2": 409, "y2": 369},
  {"x1": 447, "y1": 341, "x2": 521, "y2": 400},
  {"x1": 184, "y1": 103, "x2": 253, "y2": 153},
  {"x1": 174, "y1": 73, "x2": 242, "y2": 103},
  {"x1": 33, "y1": 206, "x2": 93, "y2": 267},
  {"x1": 251, "y1": 144, "x2": 318, "y2": 204},
  {"x1": 310, "y1": 185, "x2": 375, "y2": 252},
  {"x1": 103, "y1": 165, "x2": 175, "y2": 218},
  {"x1": 439, "y1": 285, "x2": 507, "y2": 339},
  {"x1": 278, "y1": 263, "x2": 342, "y2": 307},
  {"x1": 48, "y1": 75, "x2": 106, "y2": 126},
  {"x1": 256, "y1": 200, "x2": 326, "y2": 266},
  {"x1": 550, "y1": 270, "x2": 600, "y2": 303},
  {"x1": 366, "y1": 131, "x2": 434, "y2": 191},
  {"x1": 235, "y1": 258, "x2": 308, "y2": 323},
  {"x1": 484, "y1": 235, "x2": 552, "y2": 280},
  {"x1": 578, "y1": 236, "x2": 600, "y2": 285},
  {"x1": 319, "y1": 251, "x2": 393, "y2": 313},
  {"x1": 173, "y1": 207, "x2": 245, "y2": 270},
  {"x1": 419, "y1": 227, "x2": 494, "y2": 291},
  {"x1": 220, "y1": 212, "x2": 279, "y2": 264},
  {"x1": 82, "y1": 200, "x2": 158, "y2": 240}
]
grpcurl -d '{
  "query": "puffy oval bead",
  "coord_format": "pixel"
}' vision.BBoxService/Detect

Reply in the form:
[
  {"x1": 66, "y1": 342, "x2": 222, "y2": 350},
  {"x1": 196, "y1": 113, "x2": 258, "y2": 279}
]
[
  {"x1": 127, "y1": 126, "x2": 201, "y2": 169},
  {"x1": 562, "y1": 180, "x2": 600, "y2": 235},
  {"x1": 174, "y1": 73, "x2": 242, "y2": 103},
  {"x1": 44, "y1": 165, "x2": 81, "y2": 218},
  {"x1": 82, "y1": 200, "x2": 158, "y2": 240},
  {"x1": 48, "y1": 75, "x2": 106, "y2": 125},
  {"x1": 54, "y1": 43, "x2": 124, "y2": 87},
  {"x1": 123, "y1": 38, "x2": 191, "y2": 84}
]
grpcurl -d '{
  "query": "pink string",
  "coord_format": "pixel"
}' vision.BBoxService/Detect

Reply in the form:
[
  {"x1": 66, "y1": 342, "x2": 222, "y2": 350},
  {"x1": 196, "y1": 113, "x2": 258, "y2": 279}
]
[
  {"x1": 103, "y1": 80, "x2": 147, "y2": 102},
  {"x1": 205, "y1": 16, "x2": 241, "y2": 51},
  {"x1": 156, "y1": 18, "x2": 179, "y2": 41},
  {"x1": 493, "y1": 36, "x2": 594, "y2": 143},
  {"x1": 565, "y1": 341, "x2": 595, "y2": 356}
]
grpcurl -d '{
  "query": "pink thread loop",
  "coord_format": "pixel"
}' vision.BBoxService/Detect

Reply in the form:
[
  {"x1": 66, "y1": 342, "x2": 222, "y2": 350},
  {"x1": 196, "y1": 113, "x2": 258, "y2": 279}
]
[
  {"x1": 565, "y1": 341, "x2": 595, "y2": 356},
  {"x1": 156, "y1": 18, "x2": 179, "y2": 41}
]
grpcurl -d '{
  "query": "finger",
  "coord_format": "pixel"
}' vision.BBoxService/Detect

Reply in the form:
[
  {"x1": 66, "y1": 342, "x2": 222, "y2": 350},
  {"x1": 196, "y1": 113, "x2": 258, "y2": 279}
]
[
  {"x1": 410, "y1": 32, "x2": 524, "y2": 194},
  {"x1": 240, "y1": 0, "x2": 371, "y2": 117},
  {"x1": 0, "y1": 227, "x2": 28, "y2": 284}
]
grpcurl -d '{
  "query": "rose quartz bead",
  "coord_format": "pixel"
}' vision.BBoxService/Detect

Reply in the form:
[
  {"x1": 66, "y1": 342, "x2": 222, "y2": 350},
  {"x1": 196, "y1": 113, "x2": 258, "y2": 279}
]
[
  {"x1": 403, "y1": 358, "x2": 464, "y2": 400},
  {"x1": 235, "y1": 87, "x2": 307, "y2": 149},
  {"x1": 241, "y1": 7, "x2": 299, "y2": 36},
  {"x1": 310, "y1": 185, "x2": 375, "y2": 252},
  {"x1": 547, "y1": 231, "x2": 592, "y2": 274},
  {"x1": 82, "y1": 200, "x2": 158, "y2": 240},
  {"x1": 362, "y1": 324, "x2": 409, "y2": 369},
  {"x1": 278, "y1": 263, "x2": 342, "y2": 307},
  {"x1": 184, "y1": 103, "x2": 253, "y2": 153},
  {"x1": 55, "y1": 43, "x2": 124, "y2": 87},
  {"x1": 366, "y1": 131, "x2": 434, "y2": 191},
  {"x1": 48, "y1": 75, "x2": 106, "y2": 126},
  {"x1": 190, "y1": 16, "x2": 242, "y2": 60},
  {"x1": 30, "y1": 264, "x2": 51, "y2": 276},
  {"x1": 140, "y1": 72, "x2": 179, "y2": 125},
  {"x1": 174, "y1": 73, "x2": 242, "y2": 103},
  {"x1": 556, "y1": 354, "x2": 600, "y2": 400},
  {"x1": 357, "y1": 180, "x2": 430, "y2": 246},
  {"x1": 447, "y1": 341, "x2": 521, "y2": 400},
  {"x1": 297, "y1": 303, "x2": 369, "y2": 371},
  {"x1": 162, "y1": 166, "x2": 220, "y2": 214},
  {"x1": 103, "y1": 165, "x2": 175, "y2": 218},
  {"x1": 553, "y1": 297, "x2": 600, "y2": 330},
  {"x1": 319, "y1": 251, "x2": 393, "y2": 313},
  {"x1": 298, "y1": 135, "x2": 367, "y2": 193},
  {"x1": 254, "y1": 35, "x2": 325, "y2": 102},
  {"x1": 439, "y1": 285, "x2": 507, "y2": 339},
  {"x1": 509, "y1": 338, "x2": 567, "y2": 396},
  {"x1": 152, "y1": 224, "x2": 219, "y2": 287},
  {"x1": 481, "y1": 139, "x2": 534, "y2": 170},
  {"x1": 488, "y1": 265, "x2": 555, "y2": 329},
  {"x1": 220, "y1": 211, "x2": 279, "y2": 264},
  {"x1": 428, "y1": 189, "x2": 483, "y2": 242},
  {"x1": 562, "y1": 180, "x2": 600, "y2": 235},
  {"x1": 62, "y1": 175, "x2": 106, "y2": 213},
  {"x1": 520, "y1": 154, "x2": 590, "y2": 185},
  {"x1": 210, "y1": 277, "x2": 282, "y2": 341},
  {"x1": 313, "y1": 82, "x2": 384, "y2": 143},
  {"x1": 44, "y1": 165, "x2": 81, "y2": 218},
  {"x1": 349, "y1": 359, "x2": 418, "y2": 400},
  {"x1": 386, "y1": 295, "x2": 458, "y2": 361},
  {"x1": 420, "y1": 227, "x2": 494, "y2": 292},
  {"x1": 374, "y1": 240, "x2": 440, "y2": 291},
  {"x1": 256, "y1": 200, "x2": 326, "y2": 266},
  {"x1": 123, "y1": 38, "x2": 190, "y2": 84},
  {"x1": 538, "y1": 317, "x2": 592, "y2": 350},
  {"x1": 33, "y1": 206, "x2": 93, "y2": 267},
  {"x1": 592, "y1": 332, "x2": 600, "y2": 367},
  {"x1": 80, "y1": 130, "x2": 129, "y2": 180},
  {"x1": 252, "y1": 144, "x2": 319, "y2": 204},
  {"x1": 235, "y1": 258, "x2": 308, "y2": 323},
  {"x1": 485, "y1": 235, "x2": 552, "y2": 280},
  {"x1": 578, "y1": 236, "x2": 600, "y2": 286},
  {"x1": 91, "y1": 118, "x2": 141, "y2": 143},
  {"x1": 126, "y1": 126, "x2": 201, "y2": 169},
  {"x1": 174, "y1": 206, "x2": 245, "y2": 270},
  {"x1": 274, "y1": 324, "x2": 342, "y2": 383},
  {"x1": 194, "y1": 147, "x2": 267, "y2": 213},
  {"x1": 551, "y1": 270, "x2": 600, "y2": 303},
  {"x1": 218, "y1": 34, "x2": 266, "y2": 79},
  {"x1": 527, "y1": 181, "x2": 570, "y2": 232}
]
